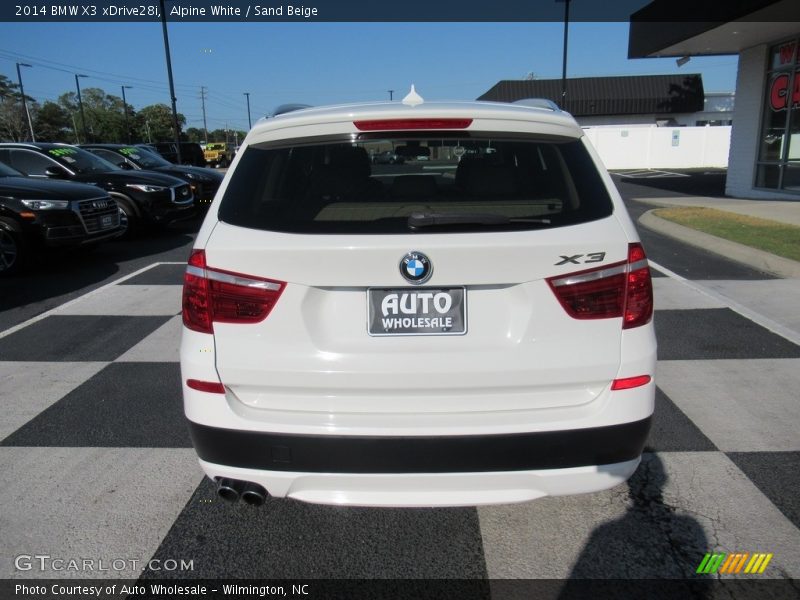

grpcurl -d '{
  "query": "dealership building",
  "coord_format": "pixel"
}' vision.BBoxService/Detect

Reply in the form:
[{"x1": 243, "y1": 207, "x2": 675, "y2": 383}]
[{"x1": 629, "y1": 0, "x2": 800, "y2": 199}]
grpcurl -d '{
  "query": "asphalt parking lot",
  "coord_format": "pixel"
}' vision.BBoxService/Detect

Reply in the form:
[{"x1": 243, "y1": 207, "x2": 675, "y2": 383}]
[{"x1": 1, "y1": 169, "x2": 798, "y2": 598}]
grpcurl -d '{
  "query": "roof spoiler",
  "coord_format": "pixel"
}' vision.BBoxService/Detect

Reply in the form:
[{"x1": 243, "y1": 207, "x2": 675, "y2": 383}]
[{"x1": 512, "y1": 98, "x2": 561, "y2": 112}]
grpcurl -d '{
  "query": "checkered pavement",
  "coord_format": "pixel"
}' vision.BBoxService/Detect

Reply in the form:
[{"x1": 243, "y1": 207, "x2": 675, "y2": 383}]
[{"x1": 1, "y1": 262, "x2": 798, "y2": 582}]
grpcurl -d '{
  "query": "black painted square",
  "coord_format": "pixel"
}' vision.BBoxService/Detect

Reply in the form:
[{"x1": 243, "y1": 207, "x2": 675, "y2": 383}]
[
  {"x1": 0, "y1": 315, "x2": 171, "y2": 362},
  {"x1": 645, "y1": 388, "x2": 717, "y2": 453},
  {"x1": 655, "y1": 309, "x2": 800, "y2": 360},
  {"x1": 727, "y1": 452, "x2": 800, "y2": 531},
  {"x1": 1, "y1": 362, "x2": 190, "y2": 448},
  {"x1": 121, "y1": 264, "x2": 186, "y2": 286},
  {"x1": 142, "y1": 478, "x2": 488, "y2": 579}
]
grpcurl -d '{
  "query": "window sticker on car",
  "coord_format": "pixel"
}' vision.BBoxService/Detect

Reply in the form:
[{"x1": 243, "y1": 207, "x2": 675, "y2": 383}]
[
  {"x1": 367, "y1": 287, "x2": 467, "y2": 336},
  {"x1": 48, "y1": 148, "x2": 77, "y2": 157},
  {"x1": 119, "y1": 148, "x2": 142, "y2": 158}
]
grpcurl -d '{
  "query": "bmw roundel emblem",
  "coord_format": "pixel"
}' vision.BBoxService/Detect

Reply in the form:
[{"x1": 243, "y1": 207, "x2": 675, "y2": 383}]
[{"x1": 400, "y1": 251, "x2": 432, "y2": 284}]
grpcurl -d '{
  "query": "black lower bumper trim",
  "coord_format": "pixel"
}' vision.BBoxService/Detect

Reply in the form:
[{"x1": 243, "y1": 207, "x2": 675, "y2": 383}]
[{"x1": 188, "y1": 418, "x2": 651, "y2": 474}]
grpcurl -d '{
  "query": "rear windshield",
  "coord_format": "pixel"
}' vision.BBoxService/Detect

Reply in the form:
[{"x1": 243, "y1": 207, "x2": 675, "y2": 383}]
[{"x1": 218, "y1": 134, "x2": 613, "y2": 234}]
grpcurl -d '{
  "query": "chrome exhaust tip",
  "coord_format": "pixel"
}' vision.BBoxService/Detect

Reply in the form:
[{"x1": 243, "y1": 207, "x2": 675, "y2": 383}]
[
  {"x1": 240, "y1": 482, "x2": 269, "y2": 506},
  {"x1": 216, "y1": 478, "x2": 242, "y2": 503}
]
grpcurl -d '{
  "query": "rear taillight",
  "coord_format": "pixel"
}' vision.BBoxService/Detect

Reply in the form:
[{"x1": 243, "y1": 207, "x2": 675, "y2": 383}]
[
  {"x1": 547, "y1": 243, "x2": 653, "y2": 329},
  {"x1": 622, "y1": 243, "x2": 654, "y2": 329},
  {"x1": 182, "y1": 249, "x2": 286, "y2": 334}
]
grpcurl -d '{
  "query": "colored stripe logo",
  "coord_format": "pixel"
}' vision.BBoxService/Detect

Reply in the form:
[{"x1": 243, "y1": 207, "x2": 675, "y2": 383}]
[{"x1": 696, "y1": 552, "x2": 773, "y2": 574}]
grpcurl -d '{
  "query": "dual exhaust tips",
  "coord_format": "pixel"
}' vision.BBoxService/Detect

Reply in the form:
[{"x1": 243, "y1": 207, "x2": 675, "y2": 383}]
[{"x1": 216, "y1": 478, "x2": 269, "y2": 506}]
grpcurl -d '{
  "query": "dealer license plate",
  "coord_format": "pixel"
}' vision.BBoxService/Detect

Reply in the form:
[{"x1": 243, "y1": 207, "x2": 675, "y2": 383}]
[{"x1": 367, "y1": 287, "x2": 467, "y2": 336}]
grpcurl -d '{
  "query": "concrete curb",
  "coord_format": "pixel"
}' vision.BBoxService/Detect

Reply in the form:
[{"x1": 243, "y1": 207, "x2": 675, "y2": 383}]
[{"x1": 639, "y1": 210, "x2": 800, "y2": 279}]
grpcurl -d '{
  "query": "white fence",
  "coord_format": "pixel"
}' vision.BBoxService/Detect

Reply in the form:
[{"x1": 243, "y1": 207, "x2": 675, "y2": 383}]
[{"x1": 582, "y1": 125, "x2": 731, "y2": 170}]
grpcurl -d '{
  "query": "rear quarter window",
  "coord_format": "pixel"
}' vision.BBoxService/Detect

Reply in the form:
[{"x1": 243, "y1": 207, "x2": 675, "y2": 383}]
[{"x1": 218, "y1": 134, "x2": 613, "y2": 234}]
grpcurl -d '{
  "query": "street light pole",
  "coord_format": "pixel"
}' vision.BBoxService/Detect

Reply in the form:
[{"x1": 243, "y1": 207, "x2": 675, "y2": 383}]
[
  {"x1": 558, "y1": 0, "x2": 571, "y2": 109},
  {"x1": 159, "y1": 0, "x2": 183, "y2": 164},
  {"x1": 16, "y1": 62, "x2": 35, "y2": 142},
  {"x1": 75, "y1": 74, "x2": 88, "y2": 143},
  {"x1": 121, "y1": 85, "x2": 133, "y2": 144},
  {"x1": 244, "y1": 92, "x2": 252, "y2": 130}
]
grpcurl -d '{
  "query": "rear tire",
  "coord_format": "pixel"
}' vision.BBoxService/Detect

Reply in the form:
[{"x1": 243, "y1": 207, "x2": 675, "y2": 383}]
[{"x1": 0, "y1": 225, "x2": 26, "y2": 276}]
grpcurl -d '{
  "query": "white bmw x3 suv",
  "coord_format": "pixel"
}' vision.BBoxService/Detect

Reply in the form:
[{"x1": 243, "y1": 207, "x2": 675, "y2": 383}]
[{"x1": 180, "y1": 96, "x2": 656, "y2": 507}]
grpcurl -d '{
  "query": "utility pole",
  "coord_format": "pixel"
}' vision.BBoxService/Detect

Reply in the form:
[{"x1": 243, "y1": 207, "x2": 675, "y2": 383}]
[
  {"x1": 244, "y1": 92, "x2": 252, "y2": 130},
  {"x1": 388, "y1": 89, "x2": 394, "y2": 101},
  {"x1": 71, "y1": 114, "x2": 79, "y2": 144},
  {"x1": 75, "y1": 74, "x2": 88, "y2": 143},
  {"x1": 121, "y1": 85, "x2": 132, "y2": 144},
  {"x1": 557, "y1": 0, "x2": 571, "y2": 109},
  {"x1": 200, "y1": 86, "x2": 209, "y2": 143},
  {"x1": 159, "y1": 0, "x2": 182, "y2": 164},
  {"x1": 16, "y1": 62, "x2": 35, "y2": 142}
]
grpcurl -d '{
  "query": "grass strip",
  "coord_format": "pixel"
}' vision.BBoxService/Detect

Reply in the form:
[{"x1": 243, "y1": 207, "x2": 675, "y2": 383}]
[{"x1": 652, "y1": 207, "x2": 800, "y2": 262}]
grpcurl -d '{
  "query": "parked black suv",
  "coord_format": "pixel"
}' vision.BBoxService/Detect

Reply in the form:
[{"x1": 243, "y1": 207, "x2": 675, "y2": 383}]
[
  {"x1": 141, "y1": 142, "x2": 207, "y2": 167},
  {"x1": 0, "y1": 143, "x2": 194, "y2": 236},
  {"x1": 81, "y1": 144, "x2": 223, "y2": 210},
  {"x1": 0, "y1": 161, "x2": 122, "y2": 275}
]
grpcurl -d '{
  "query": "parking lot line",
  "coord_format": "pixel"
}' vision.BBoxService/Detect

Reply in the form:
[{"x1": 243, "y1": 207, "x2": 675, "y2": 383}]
[
  {"x1": 0, "y1": 262, "x2": 185, "y2": 341},
  {"x1": 649, "y1": 259, "x2": 800, "y2": 347}
]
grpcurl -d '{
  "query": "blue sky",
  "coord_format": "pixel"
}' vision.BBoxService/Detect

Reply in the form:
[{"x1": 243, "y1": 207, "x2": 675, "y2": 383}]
[{"x1": 0, "y1": 21, "x2": 738, "y2": 132}]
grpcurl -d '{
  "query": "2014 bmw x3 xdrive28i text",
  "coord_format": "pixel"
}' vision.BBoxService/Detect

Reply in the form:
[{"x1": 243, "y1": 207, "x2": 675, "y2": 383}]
[{"x1": 180, "y1": 96, "x2": 656, "y2": 507}]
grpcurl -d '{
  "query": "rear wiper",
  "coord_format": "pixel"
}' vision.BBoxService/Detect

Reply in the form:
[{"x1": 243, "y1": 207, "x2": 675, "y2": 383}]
[{"x1": 408, "y1": 211, "x2": 551, "y2": 230}]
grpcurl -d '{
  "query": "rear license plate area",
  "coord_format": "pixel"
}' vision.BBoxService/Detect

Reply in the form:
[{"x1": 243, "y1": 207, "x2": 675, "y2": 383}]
[{"x1": 367, "y1": 287, "x2": 467, "y2": 336}]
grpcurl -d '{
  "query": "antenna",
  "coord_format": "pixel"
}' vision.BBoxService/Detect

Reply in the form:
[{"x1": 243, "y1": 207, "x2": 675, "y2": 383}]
[{"x1": 402, "y1": 84, "x2": 424, "y2": 107}]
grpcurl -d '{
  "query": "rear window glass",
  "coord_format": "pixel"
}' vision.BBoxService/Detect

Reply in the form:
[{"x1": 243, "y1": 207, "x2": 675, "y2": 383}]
[{"x1": 218, "y1": 134, "x2": 613, "y2": 234}]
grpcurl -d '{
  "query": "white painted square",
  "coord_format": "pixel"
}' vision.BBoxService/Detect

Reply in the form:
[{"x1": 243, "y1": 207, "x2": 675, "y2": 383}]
[
  {"x1": 116, "y1": 315, "x2": 182, "y2": 363},
  {"x1": 0, "y1": 447, "x2": 203, "y2": 579},
  {"x1": 56, "y1": 285, "x2": 181, "y2": 316},
  {"x1": 652, "y1": 278, "x2": 726, "y2": 311},
  {"x1": 478, "y1": 452, "x2": 800, "y2": 579},
  {"x1": 0, "y1": 362, "x2": 109, "y2": 441},
  {"x1": 656, "y1": 359, "x2": 800, "y2": 452}
]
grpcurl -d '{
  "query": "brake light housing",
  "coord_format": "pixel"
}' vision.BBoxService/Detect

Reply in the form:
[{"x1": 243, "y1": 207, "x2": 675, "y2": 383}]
[
  {"x1": 182, "y1": 249, "x2": 286, "y2": 334},
  {"x1": 353, "y1": 118, "x2": 473, "y2": 131},
  {"x1": 547, "y1": 243, "x2": 653, "y2": 329}
]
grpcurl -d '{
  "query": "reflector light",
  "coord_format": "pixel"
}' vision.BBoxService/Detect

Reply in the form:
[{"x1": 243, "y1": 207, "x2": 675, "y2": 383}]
[
  {"x1": 353, "y1": 118, "x2": 473, "y2": 131},
  {"x1": 611, "y1": 375, "x2": 652, "y2": 391},
  {"x1": 547, "y1": 243, "x2": 653, "y2": 329},
  {"x1": 182, "y1": 249, "x2": 286, "y2": 334},
  {"x1": 186, "y1": 379, "x2": 225, "y2": 394}
]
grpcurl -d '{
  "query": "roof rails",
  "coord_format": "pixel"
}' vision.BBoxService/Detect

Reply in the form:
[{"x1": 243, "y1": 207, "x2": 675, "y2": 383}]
[
  {"x1": 271, "y1": 103, "x2": 313, "y2": 117},
  {"x1": 512, "y1": 98, "x2": 561, "y2": 112}
]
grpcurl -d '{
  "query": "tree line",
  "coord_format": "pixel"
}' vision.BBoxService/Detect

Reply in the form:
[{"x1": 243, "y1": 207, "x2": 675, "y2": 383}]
[{"x1": 0, "y1": 75, "x2": 246, "y2": 145}]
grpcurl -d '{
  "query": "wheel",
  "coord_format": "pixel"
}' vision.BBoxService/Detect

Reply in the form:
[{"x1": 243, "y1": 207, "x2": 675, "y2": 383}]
[
  {"x1": 114, "y1": 198, "x2": 137, "y2": 238},
  {"x1": 0, "y1": 226, "x2": 26, "y2": 276}
]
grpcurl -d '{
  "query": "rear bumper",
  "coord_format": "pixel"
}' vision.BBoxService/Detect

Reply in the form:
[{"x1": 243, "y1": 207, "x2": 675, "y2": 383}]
[
  {"x1": 197, "y1": 456, "x2": 644, "y2": 507},
  {"x1": 188, "y1": 418, "x2": 650, "y2": 474}
]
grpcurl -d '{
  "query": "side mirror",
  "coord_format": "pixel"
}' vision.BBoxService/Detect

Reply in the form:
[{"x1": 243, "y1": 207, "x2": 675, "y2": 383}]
[{"x1": 45, "y1": 165, "x2": 68, "y2": 179}]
